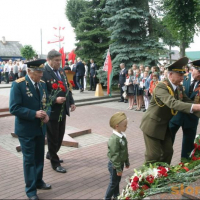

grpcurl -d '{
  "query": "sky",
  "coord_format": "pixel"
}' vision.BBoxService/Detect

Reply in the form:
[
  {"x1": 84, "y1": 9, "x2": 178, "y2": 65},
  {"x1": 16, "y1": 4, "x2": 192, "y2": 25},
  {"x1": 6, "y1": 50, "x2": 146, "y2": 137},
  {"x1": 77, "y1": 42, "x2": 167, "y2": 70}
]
[
  {"x1": 0, "y1": 0, "x2": 200, "y2": 56},
  {"x1": 0, "y1": 0, "x2": 76, "y2": 55}
]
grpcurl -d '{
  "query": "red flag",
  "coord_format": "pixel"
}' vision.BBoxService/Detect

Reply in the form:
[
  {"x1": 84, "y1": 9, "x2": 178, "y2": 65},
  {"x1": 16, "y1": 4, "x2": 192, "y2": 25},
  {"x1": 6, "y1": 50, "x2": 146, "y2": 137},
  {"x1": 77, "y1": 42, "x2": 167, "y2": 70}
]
[
  {"x1": 59, "y1": 47, "x2": 65, "y2": 68},
  {"x1": 103, "y1": 49, "x2": 113, "y2": 95},
  {"x1": 68, "y1": 50, "x2": 76, "y2": 64}
]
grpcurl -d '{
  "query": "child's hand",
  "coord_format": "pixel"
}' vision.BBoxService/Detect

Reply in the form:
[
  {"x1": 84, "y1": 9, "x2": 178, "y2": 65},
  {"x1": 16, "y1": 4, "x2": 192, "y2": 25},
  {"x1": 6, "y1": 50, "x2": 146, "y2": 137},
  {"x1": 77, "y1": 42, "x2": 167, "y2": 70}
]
[
  {"x1": 117, "y1": 172, "x2": 122, "y2": 176},
  {"x1": 125, "y1": 165, "x2": 130, "y2": 169}
]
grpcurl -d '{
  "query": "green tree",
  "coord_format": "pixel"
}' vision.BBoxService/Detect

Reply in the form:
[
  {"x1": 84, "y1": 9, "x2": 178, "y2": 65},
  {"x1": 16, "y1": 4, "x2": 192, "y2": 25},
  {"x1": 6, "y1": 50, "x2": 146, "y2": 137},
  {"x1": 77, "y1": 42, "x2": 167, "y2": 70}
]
[
  {"x1": 162, "y1": 0, "x2": 200, "y2": 57},
  {"x1": 75, "y1": 0, "x2": 111, "y2": 67},
  {"x1": 102, "y1": 0, "x2": 164, "y2": 83},
  {"x1": 65, "y1": 0, "x2": 88, "y2": 28},
  {"x1": 20, "y1": 45, "x2": 36, "y2": 60}
]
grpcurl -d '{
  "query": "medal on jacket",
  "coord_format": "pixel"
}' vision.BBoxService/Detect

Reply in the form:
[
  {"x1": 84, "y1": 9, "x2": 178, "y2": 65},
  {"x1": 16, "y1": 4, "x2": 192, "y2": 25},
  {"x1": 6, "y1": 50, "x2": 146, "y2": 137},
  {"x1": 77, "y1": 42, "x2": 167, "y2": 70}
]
[{"x1": 194, "y1": 83, "x2": 200, "y2": 103}]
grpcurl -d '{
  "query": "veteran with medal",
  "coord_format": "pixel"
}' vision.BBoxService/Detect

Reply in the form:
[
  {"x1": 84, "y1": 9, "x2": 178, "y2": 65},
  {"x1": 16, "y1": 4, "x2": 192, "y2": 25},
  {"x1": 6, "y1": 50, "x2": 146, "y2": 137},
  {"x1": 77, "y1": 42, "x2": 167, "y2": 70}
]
[
  {"x1": 140, "y1": 57, "x2": 200, "y2": 165},
  {"x1": 9, "y1": 59, "x2": 51, "y2": 200},
  {"x1": 169, "y1": 60, "x2": 200, "y2": 159}
]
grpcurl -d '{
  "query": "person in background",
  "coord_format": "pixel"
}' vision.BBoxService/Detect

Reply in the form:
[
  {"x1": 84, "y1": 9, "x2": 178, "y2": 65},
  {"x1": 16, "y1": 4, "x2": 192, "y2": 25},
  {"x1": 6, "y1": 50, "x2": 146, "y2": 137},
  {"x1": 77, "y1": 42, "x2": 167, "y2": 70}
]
[
  {"x1": 76, "y1": 57, "x2": 85, "y2": 92},
  {"x1": 21, "y1": 61, "x2": 27, "y2": 77},
  {"x1": 139, "y1": 64, "x2": 144, "y2": 78},
  {"x1": 118, "y1": 63, "x2": 128, "y2": 103},
  {"x1": 145, "y1": 66, "x2": 150, "y2": 74},
  {"x1": 105, "y1": 112, "x2": 130, "y2": 200},
  {"x1": 184, "y1": 65, "x2": 190, "y2": 75},
  {"x1": 132, "y1": 64, "x2": 137, "y2": 76},
  {"x1": 13, "y1": 61, "x2": 19, "y2": 80},
  {"x1": 142, "y1": 71, "x2": 150, "y2": 112},
  {"x1": 4, "y1": 60, "x2": 11, "y2": 84},
  {"x1": 160, "y1": 69, "x2": 168, "y2": 81},
  {"x1": 125, "y1": 69, "x2": 134, "y2": 110},
  {"x1": 83, "y1": 61, "x2": 88, "y2": 90},
  {"x1": 88, "y1": 59, "x2": 97, "y2": 91},
  {"x1": 149, "y1": 72, "x2": 159, "y2": 95},
  {"x1": 72, "y1": 60, "x2": 78, "y2": 90},
  {"x1": 134, "y1": 69, "x2": 143, "y2": 111}
]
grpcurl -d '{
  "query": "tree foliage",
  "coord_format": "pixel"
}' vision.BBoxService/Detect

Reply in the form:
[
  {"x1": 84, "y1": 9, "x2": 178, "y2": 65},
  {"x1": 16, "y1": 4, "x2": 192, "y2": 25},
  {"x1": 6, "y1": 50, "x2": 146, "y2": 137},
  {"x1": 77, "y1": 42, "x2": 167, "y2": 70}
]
[
  {"x1": 20, "y1": 45, "x2": 36, "y2": 60},
  {"x1": 65, "y1": 0, "x2": 88, "y2": 28},
  {"x1": 162, "y1": 0, "x2": 200, "y2": 56},
  {"x1": 66, "y1": 0, "x2": 111, "y2": 67},
  {"x1": 101, "y1": 0, "x2": 165, "y2": 84}
]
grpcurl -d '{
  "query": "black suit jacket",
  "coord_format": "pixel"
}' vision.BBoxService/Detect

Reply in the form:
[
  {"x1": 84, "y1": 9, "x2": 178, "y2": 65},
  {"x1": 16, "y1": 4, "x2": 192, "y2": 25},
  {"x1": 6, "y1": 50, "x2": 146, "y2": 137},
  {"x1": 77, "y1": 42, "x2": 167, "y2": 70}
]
[
  {"x1": 76, "y1": 61, "x2": 85, "y2": 76},
  {"x1": 119, "y1": 68, "x2": 128, "y2": 85},
  {"x1": 90, "y1": 63, "x2": 97, "y2": 76},
  {"x1": 42, "y1": 64, "x2": 75, "y2": 120}
]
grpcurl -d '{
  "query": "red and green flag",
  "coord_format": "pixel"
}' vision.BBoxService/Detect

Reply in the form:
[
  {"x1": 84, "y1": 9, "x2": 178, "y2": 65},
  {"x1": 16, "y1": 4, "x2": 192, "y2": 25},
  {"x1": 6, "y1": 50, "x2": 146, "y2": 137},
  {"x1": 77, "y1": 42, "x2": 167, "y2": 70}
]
[{"x1": 103, "y1": 49, "x2": 113, "y2": 96}]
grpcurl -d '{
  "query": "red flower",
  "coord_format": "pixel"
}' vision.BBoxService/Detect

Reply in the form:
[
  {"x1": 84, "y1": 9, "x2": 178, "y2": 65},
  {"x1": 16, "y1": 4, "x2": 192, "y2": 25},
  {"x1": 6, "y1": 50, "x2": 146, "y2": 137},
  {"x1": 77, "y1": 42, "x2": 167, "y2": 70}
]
[
  {"x1": 182, "y1": 167, "x2": 189, "y2": 172},
  {"x1": 52, "y1": 83, "x2": 58, "y2": 90},
  {"x1": 125, "y1": 197, "x2": 130, "y2": 200},
  {"x1": 198, "y1": 145, "x2": 200, "y2": 151},
  {"x1": 131, "y1": 182, "x2": 139, "y2": 191},
  {"x1": 126, "y1": 76, "x2": 129, "y2": 79},
  {"x1": 146, "y1": 175, "x2": 154, "y2": 184},
  {"x1": 59, "y1": 84, "x2": 66, "y2": 92},
  {"x1": 142, "y1": 185, "x2": 149, "y2": 190},
  {"x1": 157, "y1": 166, "x2": 168, "y2": 177},
  {"x1": 69, "y1": 80, "x2": 76, "y2": 87},
  {"x1": 58, "y1": 81, "x2": 64, "y2": 85},
  {"x1": 194, "y1": 143, "x2": 198, "y2": 149},
  {"x1": 133, "y1": 176, "x2": 139, "y2": 182},
  {"x1": 192, "y1": 156, "x2": 198, "y2": 161},
  {"x1": 179, "y1": 162, "x2": 184, "y2": 167}
]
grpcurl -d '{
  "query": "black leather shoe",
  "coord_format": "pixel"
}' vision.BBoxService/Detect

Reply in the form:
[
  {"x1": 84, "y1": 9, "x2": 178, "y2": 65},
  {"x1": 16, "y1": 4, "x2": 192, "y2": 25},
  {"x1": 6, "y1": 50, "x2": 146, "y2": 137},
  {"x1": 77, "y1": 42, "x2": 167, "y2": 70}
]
[
  {"x1": 46, "y1": 154, "x2": 63, "y2": 163},
  {"x1": 29, "y1": 195, "x2": 39, "y2": 200},
  {"x1": 124, "y1": 100, "x2": 128, "y2": 103},
  {"x1": 54, "y1": 166, "x2": 67, "y2": 173},
  {"x1": 37, "y1": 183, "x2": 51, "y2": 190}
]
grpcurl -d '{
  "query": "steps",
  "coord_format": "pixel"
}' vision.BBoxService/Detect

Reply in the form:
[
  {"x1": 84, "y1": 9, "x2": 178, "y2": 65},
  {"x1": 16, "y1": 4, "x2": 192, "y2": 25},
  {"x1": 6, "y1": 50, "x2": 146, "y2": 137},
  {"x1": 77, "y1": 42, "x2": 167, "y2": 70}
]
[{"x1": 0, "y1": 94, "x2": 120, "y2": 118}]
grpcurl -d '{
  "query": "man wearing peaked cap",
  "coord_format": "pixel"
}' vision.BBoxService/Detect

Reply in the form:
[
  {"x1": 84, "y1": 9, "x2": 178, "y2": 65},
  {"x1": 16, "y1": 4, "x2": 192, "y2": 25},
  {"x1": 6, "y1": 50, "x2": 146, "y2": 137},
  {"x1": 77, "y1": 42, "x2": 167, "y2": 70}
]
[
  {"x1": 9, "y1": 59, "x2": 51, "y2": 200},
  {"x1": 169, "y1": 59, "x2": 200, "y2": 160},
  {"x1": 140, "y1": 57, "x2": 200, "y2": 165}
]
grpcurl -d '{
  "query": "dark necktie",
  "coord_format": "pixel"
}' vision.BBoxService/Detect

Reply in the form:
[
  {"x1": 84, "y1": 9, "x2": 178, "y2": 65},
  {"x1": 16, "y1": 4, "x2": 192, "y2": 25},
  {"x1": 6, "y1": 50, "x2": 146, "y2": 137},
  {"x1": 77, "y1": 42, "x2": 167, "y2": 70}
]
[
  {"x1": 189, "y1": 80, "x2": 197, "y2": 96},
  {"x1": 34, "y1": 82, "x2": 40, "y2": 98},
  {"x1": 54, "y1": 70, "x2": 61, "y2": 80}
]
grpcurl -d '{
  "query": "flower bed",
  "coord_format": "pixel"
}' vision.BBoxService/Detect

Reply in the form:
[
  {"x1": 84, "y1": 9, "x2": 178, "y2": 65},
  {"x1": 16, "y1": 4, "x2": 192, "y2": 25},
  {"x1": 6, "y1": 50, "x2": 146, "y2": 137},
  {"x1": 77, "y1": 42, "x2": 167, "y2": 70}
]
[{"x1": 119, "y1": 134, "x2": 200, "y2": 199}]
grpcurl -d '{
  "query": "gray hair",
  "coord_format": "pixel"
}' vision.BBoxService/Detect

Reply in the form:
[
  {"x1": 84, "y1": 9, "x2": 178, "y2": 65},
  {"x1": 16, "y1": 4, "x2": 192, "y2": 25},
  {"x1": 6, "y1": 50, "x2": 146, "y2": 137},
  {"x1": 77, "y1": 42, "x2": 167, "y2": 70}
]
[
  {"x1": 77, "y1": 57, "x2": 81, "y2": 62},
  {"x1": 47, "y1": 50, "x2": 61, "y2": 60}
]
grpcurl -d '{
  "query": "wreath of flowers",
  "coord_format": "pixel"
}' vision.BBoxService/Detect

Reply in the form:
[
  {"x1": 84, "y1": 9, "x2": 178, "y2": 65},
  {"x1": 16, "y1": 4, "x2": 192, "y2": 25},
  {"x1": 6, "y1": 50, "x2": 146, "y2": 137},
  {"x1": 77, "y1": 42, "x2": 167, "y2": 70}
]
[{"x1": 119, "y1": 134, "x2": 200, "y2": 199}]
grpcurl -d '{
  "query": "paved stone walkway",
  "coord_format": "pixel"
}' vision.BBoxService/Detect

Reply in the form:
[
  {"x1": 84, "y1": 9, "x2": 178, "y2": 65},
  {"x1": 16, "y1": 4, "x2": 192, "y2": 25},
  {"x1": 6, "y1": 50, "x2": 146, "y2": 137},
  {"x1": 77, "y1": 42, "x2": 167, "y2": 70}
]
[{"x1": 0, "y1": 88, "x2": 199, "y2": 199}]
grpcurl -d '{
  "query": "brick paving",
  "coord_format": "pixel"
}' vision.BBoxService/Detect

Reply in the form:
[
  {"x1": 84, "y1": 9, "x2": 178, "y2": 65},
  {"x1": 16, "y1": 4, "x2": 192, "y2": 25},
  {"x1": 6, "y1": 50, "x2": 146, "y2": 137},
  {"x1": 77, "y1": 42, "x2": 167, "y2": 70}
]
[{"x1": 0, "y1": 90, "x2": 200, "y2": 199}]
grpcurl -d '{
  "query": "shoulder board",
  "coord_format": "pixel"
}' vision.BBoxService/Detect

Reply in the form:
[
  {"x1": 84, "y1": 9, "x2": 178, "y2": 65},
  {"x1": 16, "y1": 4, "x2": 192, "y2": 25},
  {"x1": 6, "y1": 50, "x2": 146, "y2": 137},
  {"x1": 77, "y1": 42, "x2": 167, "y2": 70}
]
[
  {"x1": 15, "y1": 77, "x2": 25, "y2": 83},
  {"x1": 40, "y1": 80, "x2": 45, "y2": 83}
]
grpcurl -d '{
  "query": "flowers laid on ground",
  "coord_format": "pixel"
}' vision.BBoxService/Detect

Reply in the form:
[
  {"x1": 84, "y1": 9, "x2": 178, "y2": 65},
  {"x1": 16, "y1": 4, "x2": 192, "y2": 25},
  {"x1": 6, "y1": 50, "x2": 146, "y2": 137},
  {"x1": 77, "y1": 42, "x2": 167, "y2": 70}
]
[{"x1": 119, "y1": 134, "x2": 200, "y2": 199}]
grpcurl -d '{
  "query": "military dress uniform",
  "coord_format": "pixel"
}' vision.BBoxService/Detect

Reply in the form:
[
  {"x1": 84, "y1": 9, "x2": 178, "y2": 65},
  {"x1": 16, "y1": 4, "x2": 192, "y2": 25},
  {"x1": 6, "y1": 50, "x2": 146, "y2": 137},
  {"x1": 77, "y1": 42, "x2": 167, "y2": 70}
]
[
  {"x1": 169, "y1": 60, "x2": 200, "y2": 159},
  {"x1": 9, "y1": 60, "x2": 51, "y2": 199},
  {"x1": 140, "y1": 57, "x2": 197, "y2": 165}
]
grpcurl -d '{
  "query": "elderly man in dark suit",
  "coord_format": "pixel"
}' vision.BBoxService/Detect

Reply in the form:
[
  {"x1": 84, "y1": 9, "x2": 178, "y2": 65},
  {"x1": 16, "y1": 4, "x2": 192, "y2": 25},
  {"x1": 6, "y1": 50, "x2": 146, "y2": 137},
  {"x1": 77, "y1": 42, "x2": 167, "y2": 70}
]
[
  {"x1": 169, "y1": 60, "x2": 200, "y2": 159},
  {"x1": 76, "y1": 57, "x2": 85, "y2": 92},
  {"x1": 10, "y1": 59, "x2": 51, "y2": 200},
  {"x1": 118, "y1": 63, "x2": 128, "y2": 103},
  {"x1": 42, "y1": 50, "x2": 76, "y2": 173},
  {"x1": 88, "y1": 59, "x2": 97, "y2": 91}
]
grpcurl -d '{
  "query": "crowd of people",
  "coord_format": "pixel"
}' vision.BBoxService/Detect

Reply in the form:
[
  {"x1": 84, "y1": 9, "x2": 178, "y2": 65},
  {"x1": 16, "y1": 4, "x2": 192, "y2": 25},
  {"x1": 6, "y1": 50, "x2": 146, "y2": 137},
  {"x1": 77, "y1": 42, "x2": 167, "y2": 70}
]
[
  {"x1": 0, "y1": 60, "x2": 27, "y2": 84},
  {"x1": 64, "y1": 58, "x2": 98, "y2": 92},
  {"x1": 118, "y1": 62, "x2": 190, "y2": 112}
]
